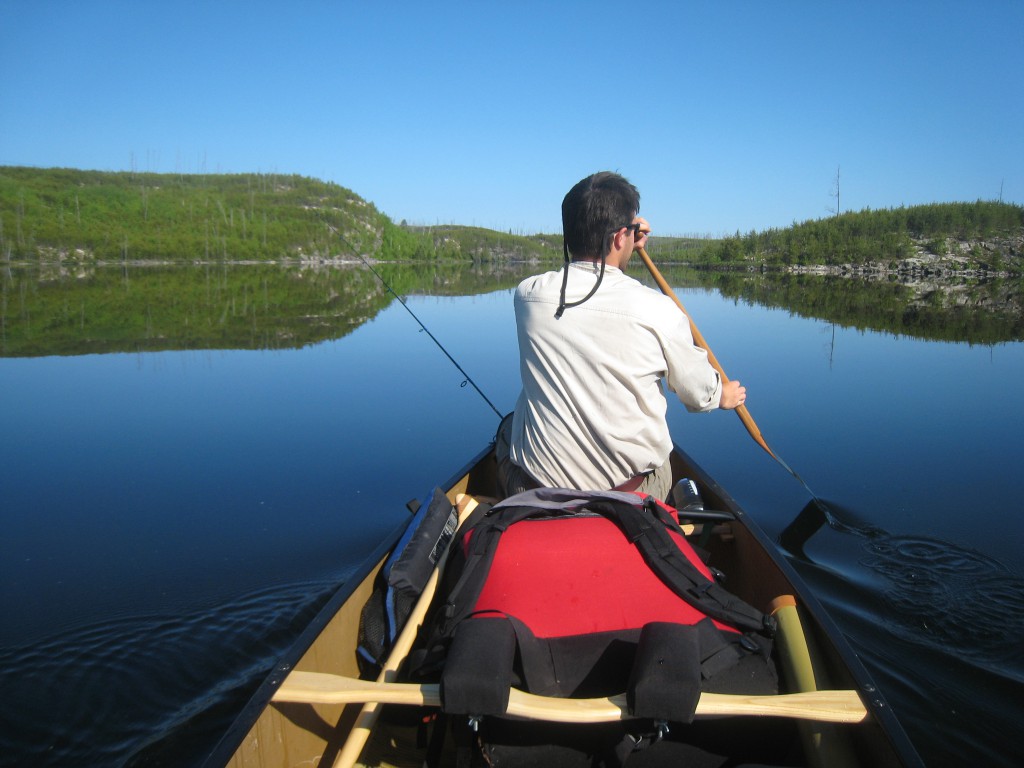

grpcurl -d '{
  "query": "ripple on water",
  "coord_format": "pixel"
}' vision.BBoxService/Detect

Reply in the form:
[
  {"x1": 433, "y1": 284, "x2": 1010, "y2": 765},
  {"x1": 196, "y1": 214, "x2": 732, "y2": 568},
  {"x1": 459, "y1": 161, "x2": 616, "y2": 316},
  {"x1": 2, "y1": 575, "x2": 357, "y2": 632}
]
[
  {"x1": 861, "y1": 534, "x2": 1024, "y2": 666},
  {"x1": 0, "y1": 576, "x2": 348, "y2": 767}
]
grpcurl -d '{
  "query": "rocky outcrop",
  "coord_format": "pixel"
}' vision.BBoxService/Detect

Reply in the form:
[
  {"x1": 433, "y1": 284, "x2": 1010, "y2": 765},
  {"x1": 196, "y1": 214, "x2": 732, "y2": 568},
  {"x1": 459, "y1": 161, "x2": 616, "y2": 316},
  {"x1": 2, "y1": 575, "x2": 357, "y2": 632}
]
[{"x1": 786, "y1": 230, "x2": 1024, "y2": 279}]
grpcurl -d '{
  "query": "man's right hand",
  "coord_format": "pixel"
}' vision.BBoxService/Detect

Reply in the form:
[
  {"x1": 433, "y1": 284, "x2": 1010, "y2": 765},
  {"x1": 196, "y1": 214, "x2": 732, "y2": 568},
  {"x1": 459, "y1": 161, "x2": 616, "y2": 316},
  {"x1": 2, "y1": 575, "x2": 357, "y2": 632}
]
[{"x1": 719, "y1": 379, "x2": 747, "y2": 410}]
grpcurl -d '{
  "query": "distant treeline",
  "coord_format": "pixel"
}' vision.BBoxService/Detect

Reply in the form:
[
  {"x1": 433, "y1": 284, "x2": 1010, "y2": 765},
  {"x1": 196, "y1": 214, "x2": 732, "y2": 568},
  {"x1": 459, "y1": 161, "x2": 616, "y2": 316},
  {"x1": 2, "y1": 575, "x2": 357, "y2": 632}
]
[
  {"x1": 0, "y1": 166, "x2": 565, "y2": 264},
  {"x1": 402, "y1": 223, "x2": 562, "y2": 263},
  {"x1": 2, "y1": 166, "x2": 1021, "y2": 270},
  {"x1": 700, "y1": 201, "x2": 1024, "y2": 269}
]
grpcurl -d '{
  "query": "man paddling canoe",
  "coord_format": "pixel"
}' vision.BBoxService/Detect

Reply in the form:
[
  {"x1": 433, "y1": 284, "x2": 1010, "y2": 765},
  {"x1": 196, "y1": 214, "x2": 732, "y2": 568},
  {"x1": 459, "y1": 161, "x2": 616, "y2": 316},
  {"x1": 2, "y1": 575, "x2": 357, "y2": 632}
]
[{"x1": 497, "y1": 171, "x2": 746, "y2": 500}]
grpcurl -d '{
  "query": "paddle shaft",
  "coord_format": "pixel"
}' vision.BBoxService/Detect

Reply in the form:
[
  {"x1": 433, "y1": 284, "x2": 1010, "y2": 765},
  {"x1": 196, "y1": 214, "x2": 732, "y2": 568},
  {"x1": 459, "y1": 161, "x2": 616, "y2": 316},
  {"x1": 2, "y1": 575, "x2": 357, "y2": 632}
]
[
  {"x1": 771, "y1": 595, "x2": 858, "y2": 768},
  {"x1": 637, "y1": 245, "x2": 837, "y2": 517},
  {"x1": 333, "y1": 494, "x2": 480, "y2": 768},
  {"x1": 636, "y1": 247, "x2": 776, "y2": 459}
]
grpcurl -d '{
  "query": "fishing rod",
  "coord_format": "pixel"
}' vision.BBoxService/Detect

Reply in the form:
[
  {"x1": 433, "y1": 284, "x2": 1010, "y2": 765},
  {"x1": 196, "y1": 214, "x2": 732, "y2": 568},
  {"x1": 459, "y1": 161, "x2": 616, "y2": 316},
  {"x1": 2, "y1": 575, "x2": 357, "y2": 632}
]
[{"x1": 326, "y1": 223, "x2": 504, "y2": 420}]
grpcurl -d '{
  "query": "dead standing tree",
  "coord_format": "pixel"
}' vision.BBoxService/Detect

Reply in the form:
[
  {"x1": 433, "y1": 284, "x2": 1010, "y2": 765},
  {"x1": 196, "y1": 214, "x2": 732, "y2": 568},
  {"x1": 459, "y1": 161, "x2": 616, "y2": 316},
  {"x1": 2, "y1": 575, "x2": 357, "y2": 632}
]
[{"x1": 829, "y1": 165, "x2": 841, "y2": 216}]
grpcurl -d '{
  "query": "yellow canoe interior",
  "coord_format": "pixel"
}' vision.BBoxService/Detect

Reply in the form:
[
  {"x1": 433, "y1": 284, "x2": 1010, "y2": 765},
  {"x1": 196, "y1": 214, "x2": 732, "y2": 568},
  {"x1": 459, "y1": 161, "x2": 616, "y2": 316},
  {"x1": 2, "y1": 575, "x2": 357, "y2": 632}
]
[
  {"x1": 218, "y1": 447, "x2": 907, "y2": 768},
  {"x1": 224, "y1": 449, "x2": 495, "y2": 768}
]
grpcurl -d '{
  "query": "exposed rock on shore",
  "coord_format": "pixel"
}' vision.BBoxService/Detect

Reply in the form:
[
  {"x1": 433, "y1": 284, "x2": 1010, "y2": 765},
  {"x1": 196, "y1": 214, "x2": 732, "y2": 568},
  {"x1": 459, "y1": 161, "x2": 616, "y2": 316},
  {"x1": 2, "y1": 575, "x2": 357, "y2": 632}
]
[
  {"x1": 782, "y1": 231, "x2": 1024, "y2": 321},
  {"x1": 786, "y1": 230, "x2": 1024, "y2": 279}
]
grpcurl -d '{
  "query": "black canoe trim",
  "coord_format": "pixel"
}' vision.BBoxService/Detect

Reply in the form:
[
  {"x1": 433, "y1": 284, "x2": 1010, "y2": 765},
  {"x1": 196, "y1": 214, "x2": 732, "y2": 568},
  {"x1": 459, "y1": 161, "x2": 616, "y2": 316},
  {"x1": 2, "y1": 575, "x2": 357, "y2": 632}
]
[
  {"x1": 202, "y1": 446, "x2": 493, "y2": 767},
  {"x1": 204, "y1": 443, "x2": 924, "y2": 767},
  {"x1": 672, "y1": 442, "x2": 923, "y2": 767}
]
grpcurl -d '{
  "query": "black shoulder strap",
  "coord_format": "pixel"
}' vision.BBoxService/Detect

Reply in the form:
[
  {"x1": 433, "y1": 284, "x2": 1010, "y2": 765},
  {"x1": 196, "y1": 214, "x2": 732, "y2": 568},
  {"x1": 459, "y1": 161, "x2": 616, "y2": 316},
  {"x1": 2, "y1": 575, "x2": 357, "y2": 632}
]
[
  {"x1": 440, "y1": 490, "x2": 772, "y2": 639},
  {"x1": 438, "y1": 503, "x2": 544, "y2": 635},
  {"x1": 582, "y1": 496, "x2": 773, "y2": 634}
]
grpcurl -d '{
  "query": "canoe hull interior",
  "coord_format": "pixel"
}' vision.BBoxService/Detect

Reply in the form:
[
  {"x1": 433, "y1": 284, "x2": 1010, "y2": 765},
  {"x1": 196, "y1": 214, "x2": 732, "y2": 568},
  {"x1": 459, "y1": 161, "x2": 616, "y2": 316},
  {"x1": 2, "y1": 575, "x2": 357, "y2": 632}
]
[{"x1": 205, "y1": 446, "x2": 920, "y2": 768}]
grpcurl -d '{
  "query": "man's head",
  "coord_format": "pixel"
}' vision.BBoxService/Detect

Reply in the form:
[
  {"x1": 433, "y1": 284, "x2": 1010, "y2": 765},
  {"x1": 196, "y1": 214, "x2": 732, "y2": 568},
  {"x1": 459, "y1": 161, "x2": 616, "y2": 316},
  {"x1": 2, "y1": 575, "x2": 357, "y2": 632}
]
[{"x1": 561, "y1": 172, "x2": 640, "y2": 261}]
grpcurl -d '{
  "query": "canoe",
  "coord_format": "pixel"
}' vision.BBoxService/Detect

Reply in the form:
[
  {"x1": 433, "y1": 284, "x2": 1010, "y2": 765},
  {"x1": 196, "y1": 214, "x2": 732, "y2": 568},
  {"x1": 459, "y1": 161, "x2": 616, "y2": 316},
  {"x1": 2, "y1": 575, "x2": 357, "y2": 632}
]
[{"x1": 203, "y1": 443, "x2": 923, "y2": 767}]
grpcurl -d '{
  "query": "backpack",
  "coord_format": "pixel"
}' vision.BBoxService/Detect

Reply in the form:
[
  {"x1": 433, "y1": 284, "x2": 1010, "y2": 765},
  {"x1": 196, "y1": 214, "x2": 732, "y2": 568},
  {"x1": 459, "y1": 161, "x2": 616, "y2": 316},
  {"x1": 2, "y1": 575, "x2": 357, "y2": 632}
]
[
  {"x1": 406, "y1": 487, "x2": 785, "y2": 767},
  {"x1": 357, "y1": 487, "x2": 459, "y2": 676}
]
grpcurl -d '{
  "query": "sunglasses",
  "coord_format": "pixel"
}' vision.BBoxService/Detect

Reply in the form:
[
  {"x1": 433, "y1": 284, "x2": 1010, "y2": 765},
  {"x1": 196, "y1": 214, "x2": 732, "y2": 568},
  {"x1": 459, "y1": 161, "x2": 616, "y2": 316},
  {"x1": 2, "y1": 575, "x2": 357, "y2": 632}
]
[{"x1": 608, "y1": 223, "x2": 643, "y2": 238}]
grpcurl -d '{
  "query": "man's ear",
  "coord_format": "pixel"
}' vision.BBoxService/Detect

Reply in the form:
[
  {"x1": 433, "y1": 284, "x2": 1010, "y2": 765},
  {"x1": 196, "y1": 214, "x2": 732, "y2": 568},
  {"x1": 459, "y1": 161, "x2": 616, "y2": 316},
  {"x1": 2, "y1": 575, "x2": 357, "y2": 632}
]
[
  {"x1": 609, "y1": 226, "x2": 627, "y2": 252},
  {"x1": 602, "y1": 231, "x2": 626, "y2": 269}
]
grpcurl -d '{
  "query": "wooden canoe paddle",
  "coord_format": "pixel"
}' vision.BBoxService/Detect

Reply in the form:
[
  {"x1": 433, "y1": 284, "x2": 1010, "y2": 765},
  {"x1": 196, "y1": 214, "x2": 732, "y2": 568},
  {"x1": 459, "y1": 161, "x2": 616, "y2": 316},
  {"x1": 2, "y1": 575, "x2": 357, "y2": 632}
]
[
  {"x1": 636, "y1": 246, "x2": 828, "y2": 506},
  {"x1": 332, "y1": 493, "x2": 480, "y2": 768},
  {"x1": 636, "y1": 246, "x2": 776, "y2": 458}
]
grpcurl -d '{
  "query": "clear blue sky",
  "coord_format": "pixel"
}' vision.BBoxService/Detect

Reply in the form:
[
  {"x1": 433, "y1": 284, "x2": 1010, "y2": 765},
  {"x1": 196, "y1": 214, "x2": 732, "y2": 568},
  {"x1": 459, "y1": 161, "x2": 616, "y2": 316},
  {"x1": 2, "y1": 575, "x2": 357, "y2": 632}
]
[{"x1": 3, "y1": 1, "x2": 1022, "y2": 236}]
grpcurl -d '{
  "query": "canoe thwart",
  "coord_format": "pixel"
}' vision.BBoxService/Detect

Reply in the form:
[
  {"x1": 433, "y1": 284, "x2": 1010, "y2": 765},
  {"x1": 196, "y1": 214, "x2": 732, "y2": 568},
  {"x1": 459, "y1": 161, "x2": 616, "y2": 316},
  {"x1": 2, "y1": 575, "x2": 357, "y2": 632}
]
[{"x1": 273, "y1": 670, "x2": 869, "y2": 724}]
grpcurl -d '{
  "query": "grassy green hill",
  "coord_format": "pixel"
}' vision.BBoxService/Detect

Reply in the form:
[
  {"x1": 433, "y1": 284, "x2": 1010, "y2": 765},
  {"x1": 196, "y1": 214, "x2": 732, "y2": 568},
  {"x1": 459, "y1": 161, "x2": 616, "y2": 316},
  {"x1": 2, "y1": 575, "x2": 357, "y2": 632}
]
[
  {"x1": 0, "y1": 166, "x2": 458, "y2": 264},
  {"x1": 2, "y1": 166, "x2": 1020, "y2": 273}
]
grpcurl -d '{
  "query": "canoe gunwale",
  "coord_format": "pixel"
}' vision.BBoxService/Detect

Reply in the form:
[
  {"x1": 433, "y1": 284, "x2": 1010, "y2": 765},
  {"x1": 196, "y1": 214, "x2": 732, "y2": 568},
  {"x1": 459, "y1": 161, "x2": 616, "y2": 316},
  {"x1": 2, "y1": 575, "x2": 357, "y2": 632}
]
[
  {"x1": 672, "y1": 443, "x2": 923, "y2": 767},
  {"x1": 206, "y1": 442, "x2": 924, "y2": 767},
  {"x1": 201, "y1": 446, "x2": 494, "y2": 767},
  {"x1": 200, "y1": 527, "x2": 399, "y2": 767}
]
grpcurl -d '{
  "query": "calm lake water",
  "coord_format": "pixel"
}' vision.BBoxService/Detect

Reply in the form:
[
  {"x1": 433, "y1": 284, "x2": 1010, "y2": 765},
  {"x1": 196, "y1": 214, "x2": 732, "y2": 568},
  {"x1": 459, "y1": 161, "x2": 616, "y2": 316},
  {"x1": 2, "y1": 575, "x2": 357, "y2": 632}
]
[{"x1": 1, "y1": 263, "x2": 1022, "y2": 766}]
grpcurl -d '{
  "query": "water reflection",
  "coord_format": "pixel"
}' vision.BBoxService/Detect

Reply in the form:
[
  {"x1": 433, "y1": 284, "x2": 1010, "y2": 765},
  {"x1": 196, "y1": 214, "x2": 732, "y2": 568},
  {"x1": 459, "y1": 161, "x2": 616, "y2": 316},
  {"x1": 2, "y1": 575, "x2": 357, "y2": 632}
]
[
  {"x1": 2, "y1": 262, "x2": 1021, "y2": 359},
  {"x1": 0, "y1": 261, "x2": 533, "y2": 357},
  {"x1": 3, "y1": 265, "x2": 1022, "y2": 766},
  {"x1": 689, "y1": 268, "x2": 1024, "y2": 344}
]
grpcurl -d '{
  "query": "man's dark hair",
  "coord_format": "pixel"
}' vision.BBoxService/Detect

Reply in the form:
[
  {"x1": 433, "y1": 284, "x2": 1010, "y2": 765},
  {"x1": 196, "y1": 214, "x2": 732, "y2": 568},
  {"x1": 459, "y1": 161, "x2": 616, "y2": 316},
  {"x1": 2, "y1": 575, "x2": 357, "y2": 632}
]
[{"x1": 561, "y1": 172, "x2": 640, "y2": 260}]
